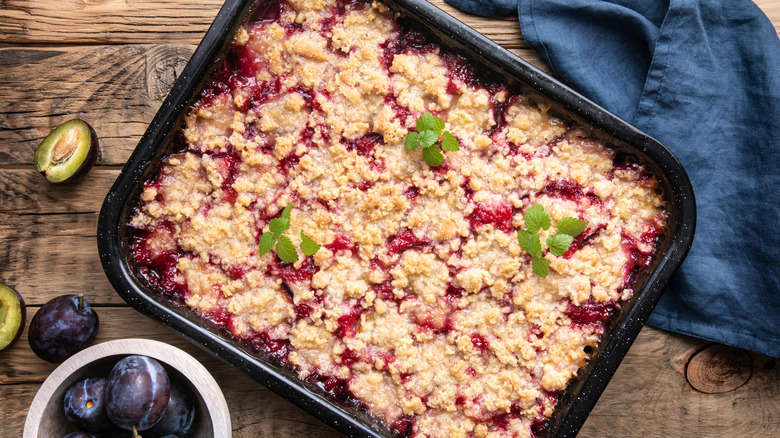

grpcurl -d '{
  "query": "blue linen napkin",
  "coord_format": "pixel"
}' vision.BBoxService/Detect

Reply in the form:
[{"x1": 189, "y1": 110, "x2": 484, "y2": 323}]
[{"x1": 445, "y1": 0, "x2": 780, "y2": 358}]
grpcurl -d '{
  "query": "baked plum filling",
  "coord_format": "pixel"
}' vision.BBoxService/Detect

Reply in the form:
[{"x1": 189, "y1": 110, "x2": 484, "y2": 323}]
[{"x1": 129, "y1": 1, "x2": 667, "y2": 437}]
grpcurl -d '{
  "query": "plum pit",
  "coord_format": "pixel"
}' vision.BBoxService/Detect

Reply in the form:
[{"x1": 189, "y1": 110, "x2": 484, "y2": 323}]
[{"x1": 34, "y1": 119, "x2": 99, "y2": 184}]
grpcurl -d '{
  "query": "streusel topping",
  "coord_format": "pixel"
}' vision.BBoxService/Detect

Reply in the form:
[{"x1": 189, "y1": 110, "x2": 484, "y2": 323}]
[{"x1": 130, "y1": 1, "x2": 666, "y2": 436}]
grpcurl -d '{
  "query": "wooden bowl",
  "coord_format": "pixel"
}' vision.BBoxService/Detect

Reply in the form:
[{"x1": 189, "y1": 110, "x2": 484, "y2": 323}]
[{"x1": 24, "y1": 338, "x2": 231, "y2": 437}]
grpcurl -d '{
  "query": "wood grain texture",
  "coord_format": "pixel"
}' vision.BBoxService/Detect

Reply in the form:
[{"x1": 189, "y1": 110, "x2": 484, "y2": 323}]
[
  {"x1": 0, "y1": 168, "x2": 118, "y2": 213},
  {"x1": 0, "y1": 168, "x2": 130, "y2": 305},
  {"x1": 428, "y1": 0, "x2": 526, "y2": 48},
  {"x1": 581, "y1": 329, "x2": 780, "y2": 437},
  {"x1": 0, "y1": 0, "x2": 223, "y2": 45},
  {"x1": 0, "y1": 210, "x2": 127, "y2": 306},
  {"x1": 685, "y1": 344, "x2": 753, "y2": 394},
  {"x1": 2, "y1": 0, "x2": 774, "y2": 46},
  {"x1": 0, "y1": 384, "x2": 37, "y2": 437},
  {"x1": 0, "y1": 0, "x2": 524, "y2": 46},
  {"x1": 0, "y1": 44, "x2": 193, "y2": 166}
]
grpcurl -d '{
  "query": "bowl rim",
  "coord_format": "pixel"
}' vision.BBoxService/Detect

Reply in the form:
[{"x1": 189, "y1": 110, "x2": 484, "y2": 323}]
[{"x1": 23, "y1": 338, "x2": 231, "y2": 438}]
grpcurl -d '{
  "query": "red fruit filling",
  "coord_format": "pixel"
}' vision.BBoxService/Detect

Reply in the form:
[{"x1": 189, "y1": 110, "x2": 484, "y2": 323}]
[
  {"x1": 386, "y1": 229, "x2": 429, "y2": 255},
  {"x1": 470, "y1": 201, "x2": 514, "y2": 232},
  {"x1": 127, "y1": 1, "x2": 668, "y2": 437},
  {"x1": 565, "y1": 299, "x2": 620, "y2": 329},
  {"x1": 270, "y1": 257, "x2": 319, "y2": 283}
]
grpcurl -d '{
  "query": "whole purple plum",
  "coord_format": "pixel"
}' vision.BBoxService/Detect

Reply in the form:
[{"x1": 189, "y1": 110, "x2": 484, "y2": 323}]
[
  {"x1": 28, "y1": 295, "x2": 99, "y2": 363},
  {"x1": 63, "y1": 377, "x2": 111, "y2": 433},
  {"x1": 145, "y1": 379, "x2": 197, "y2": 437},
  {"x1": 106, "y1": 355, "x2": 170, "y2": 432}
]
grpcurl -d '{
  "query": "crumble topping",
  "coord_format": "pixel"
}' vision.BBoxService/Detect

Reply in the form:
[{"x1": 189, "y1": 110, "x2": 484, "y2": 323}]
[{"x1": 129, "y1": 0, "x2": 667, "y2": 436}]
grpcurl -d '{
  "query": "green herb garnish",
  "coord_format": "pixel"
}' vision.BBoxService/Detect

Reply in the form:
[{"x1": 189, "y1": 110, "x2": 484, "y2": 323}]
[
  {"x1": 404, "y1": 112, "x2": 460, "y2": 166},
  {"x1": 299, "y1": 230, "x2": 322, "y2": 256},
  {"x1": 517, "y1": 204, "x2": 588, "y2": 278},
  {"x1": 258, "y1": 202, "x2": 321, "y2": 263}
]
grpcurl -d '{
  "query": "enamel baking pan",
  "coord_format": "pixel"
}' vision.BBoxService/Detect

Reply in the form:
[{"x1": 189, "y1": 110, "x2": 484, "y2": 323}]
[{"x1": 97, "y1": 0, "x2": 696, "y2": 436}]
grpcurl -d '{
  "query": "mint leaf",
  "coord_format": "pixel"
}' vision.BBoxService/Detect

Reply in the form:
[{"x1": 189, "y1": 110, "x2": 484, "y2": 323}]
[
  {"x1": 280, "y1": 202, "x2": 293, "y2": 220},
  {"x1": 418, "y1": 130, "x2": 438, "y2": 149},
  {"x1": 441, "y1": 131, "x2": 459, "y2": 152},
  {"x1": 300, "y1": 230, "x2": 321, "y2": 256},
  {"x1": 526, "y1": 233, "x2": 543, "y2": 257},
  {"x1": 557, "y1": 216, "x2": 588, "y2": 237},
  {"x1": 546, "y1": 233, "x2": 573, "y2": 257},
  {"x1": 432, "y1": 115, "x2": 445, "y2": 135},
  {"x1": 417, "y1": 112, "x2": 435, "y2": 132},
  {"x1": 258, "y1": 232, "x2": 276, "y2": 255},
  {"x1": 405, "y1": 113, "x2": 459, "y2": 165},
  {"x1": 517, "y1": 229, "x2": 534, "y2": 252},
  {"x1": 532, "y1": 255, "x2": 549, "y2": 278},
  {"x1": 268, "y1": 217, "x2": 289, "y2": 238},
  {"x1": 405, "y1": 132, "x2": 419, "y2": 150},
  {"x1": 275, "y1": 235, "x2": 298, "y2": 263},
  {"x1": 517, "y1": 205, "x2": 585, "y2": 278},
  {"x1": 525, "y1": 204, "x2": 551, "y2": 233},
  {"x1": 423, "y1": 146, "x2": 445, "y2": 166}
]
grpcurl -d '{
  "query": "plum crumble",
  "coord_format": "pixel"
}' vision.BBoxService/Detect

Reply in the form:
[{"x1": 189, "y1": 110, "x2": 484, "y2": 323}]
[{"x1": 128, "y1": 0, "x2": 667, "y2": 436}]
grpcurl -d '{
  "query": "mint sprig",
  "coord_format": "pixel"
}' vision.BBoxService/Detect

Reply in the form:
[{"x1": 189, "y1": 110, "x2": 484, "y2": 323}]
[
  {"x1": 258, "y1": 203, "x2": 321, "y2": 263},
  {"x1": 299, "y1": 230, "x2": 321, "y2": 256},
  {"x1": 404, "y1": 112, "x2": 460, "y2": 166},
  {"x1": 517, "y1": 204, "x2": 588, "y2": 278}
]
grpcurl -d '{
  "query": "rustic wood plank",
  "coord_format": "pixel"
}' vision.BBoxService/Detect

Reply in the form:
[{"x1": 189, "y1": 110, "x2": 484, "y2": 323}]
[
  {"x1": 0, "y1": 0, "x2": 223, "y2": 45},
  {"x1": 0, "y1": 0, "x2": 526, "y2": 48},
  {"x1": 581, "y1": 328, "x2": 780, "y2": 437},
  {"x1": 0, "y1": 168, "x2": 119, "y2": 213},
  {"x1": 0, "y1": 168, "x2": 128, "y2": 305},
  {"x1": 0, "y1": 384, "x2": 36, "y2": 437},
  {"x1": 1, "y1": 0, "x2": 776, "y2": 47},
  {"x1": 3, "y1": 1, "x2": 779, "y2": 437},
  {"x1": 0, "y1": 40, "x2": 546, "y2": 168},
  {"x1": 428, "y1": 0, "x2": 527, "y2": 48},
  {"x1": 0, "y1": 307, "x2": 197, "y2": 385},
  {"x1": 0, "y1": 211, "x2": 128, "y2": 306},
  {"x1": 0, "y1": 44, "x2": 193, "y2": 166}
]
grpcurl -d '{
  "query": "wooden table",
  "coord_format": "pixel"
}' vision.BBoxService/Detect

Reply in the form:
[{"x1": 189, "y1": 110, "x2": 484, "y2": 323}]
[{"x1": 1, "y1": 1, "x2": 778, "y2": 436}]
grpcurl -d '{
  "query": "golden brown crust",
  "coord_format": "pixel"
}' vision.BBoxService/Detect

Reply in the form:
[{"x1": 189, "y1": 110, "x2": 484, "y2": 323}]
[{"x1": 130, "y1": 1, "x2": 667, "y2": 436}]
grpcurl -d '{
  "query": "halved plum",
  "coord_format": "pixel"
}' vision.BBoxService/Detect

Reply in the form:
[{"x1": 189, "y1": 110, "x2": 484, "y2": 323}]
[
  {"x1": 34, "y1": 119, "x2": 99, "y2": 184},
  {"x1": 0, "y1": 283, "x2": 26, "y2": 351}
]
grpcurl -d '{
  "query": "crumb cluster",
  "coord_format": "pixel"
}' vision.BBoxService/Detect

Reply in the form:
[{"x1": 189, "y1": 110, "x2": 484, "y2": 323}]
[{"x1": 130, "y1": 1, "x2": 667, "y2": 436}]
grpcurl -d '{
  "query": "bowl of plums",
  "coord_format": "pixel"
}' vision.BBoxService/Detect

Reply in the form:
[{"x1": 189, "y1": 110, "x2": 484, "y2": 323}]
[{"x1": 23, "y1": 337, "x2": 231, "y2": 438}]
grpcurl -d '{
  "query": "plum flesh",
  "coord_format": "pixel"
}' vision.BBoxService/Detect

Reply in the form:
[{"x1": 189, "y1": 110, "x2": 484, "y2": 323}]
[
  {"x1": 28, "y1": 294, "x2": 99, "y2": 362},
  {"x1": 0, "y1": 283, "x2": 26, "y2": 351},
  {"x1": 34, "y1": 118, "x2": 99, "y2": 184}
]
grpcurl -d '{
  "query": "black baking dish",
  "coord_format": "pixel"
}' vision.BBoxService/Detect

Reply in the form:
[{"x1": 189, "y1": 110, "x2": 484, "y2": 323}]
[{"x1": 97, "y1": 0, "x2": 696, "y2": 436}]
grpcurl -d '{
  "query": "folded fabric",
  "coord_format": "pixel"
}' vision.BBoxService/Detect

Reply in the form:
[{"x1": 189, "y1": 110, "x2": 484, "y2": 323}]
[{"x1": 445, "y1": 0, "x2": 780, "y2": 358}]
